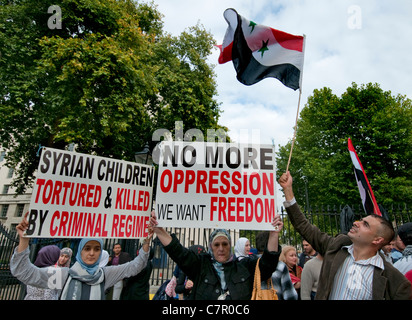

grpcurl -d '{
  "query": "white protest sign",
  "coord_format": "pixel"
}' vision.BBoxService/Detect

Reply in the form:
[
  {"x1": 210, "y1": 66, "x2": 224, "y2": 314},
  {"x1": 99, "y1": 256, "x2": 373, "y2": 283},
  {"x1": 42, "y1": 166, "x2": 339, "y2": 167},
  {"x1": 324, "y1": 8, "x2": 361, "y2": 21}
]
[
  {"x1": 26, "y1": 148, "x2": 154, "y2": 238},
  {"x1": 155, "y1": 141, "x2": 277, "y2": 230}
]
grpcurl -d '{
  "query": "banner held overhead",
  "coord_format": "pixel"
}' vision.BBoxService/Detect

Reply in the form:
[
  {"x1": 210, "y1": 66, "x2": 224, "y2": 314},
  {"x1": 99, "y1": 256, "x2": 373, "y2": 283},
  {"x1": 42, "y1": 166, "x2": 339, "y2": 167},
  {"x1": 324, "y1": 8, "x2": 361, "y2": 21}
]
[
  {"x1": 155, "y1": 141, "x2": 277, "y2": 231},
  {"x1": 26, "y1": 147, "x2": 154, "y2": 239}
]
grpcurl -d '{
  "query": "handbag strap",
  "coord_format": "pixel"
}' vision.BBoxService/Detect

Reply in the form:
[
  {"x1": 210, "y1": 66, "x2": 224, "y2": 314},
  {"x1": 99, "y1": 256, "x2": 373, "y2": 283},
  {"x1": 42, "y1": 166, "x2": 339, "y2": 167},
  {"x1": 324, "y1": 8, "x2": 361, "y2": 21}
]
[
  {"x1": 254, "y1": 258, "x2": 262, "y2": 291},
  {"x1": 254, "y1": 258, "x2": 275, "y2": 291}
]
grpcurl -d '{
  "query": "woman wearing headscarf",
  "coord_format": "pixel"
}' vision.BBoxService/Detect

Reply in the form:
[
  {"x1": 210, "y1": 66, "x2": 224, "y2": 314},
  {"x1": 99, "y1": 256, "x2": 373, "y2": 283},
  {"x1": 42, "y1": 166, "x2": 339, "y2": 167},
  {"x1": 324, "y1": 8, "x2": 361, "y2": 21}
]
[
  {"x1": 55, "y1": 247, "x2": 73, "y2": 268},
  {"x1": 24, "y1": 245, "x2": 61, "y2": 300},
  {"x1": 149, "y1": 212, "x2": 283, "y2": 300},
  {"x1": 11, "y1": 212, "x2": 152, "y2": 300},
  {"x1": 99, "y1": 250, "x2": 110, "y2": 267},
  {"x1": 234, "y1": 237, "x2": 251, "y2": 261}
]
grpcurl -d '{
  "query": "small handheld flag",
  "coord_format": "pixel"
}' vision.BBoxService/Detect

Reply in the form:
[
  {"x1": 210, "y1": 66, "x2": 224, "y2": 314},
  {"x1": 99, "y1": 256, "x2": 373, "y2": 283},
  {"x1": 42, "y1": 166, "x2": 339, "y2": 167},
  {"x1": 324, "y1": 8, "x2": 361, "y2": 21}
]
[{"x1": 348, "y1": 138, "x2": 382, "y2": 216}]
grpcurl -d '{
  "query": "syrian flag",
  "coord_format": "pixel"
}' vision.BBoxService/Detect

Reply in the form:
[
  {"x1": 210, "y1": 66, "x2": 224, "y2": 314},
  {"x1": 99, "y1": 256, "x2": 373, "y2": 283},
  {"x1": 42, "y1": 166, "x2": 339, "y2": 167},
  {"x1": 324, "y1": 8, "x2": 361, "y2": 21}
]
[
  {"x1": 348, "y1": 138, "x2": 382, "y2": 216},
  {"x1": 217, "y1": 8, "x2": 305, "y2": 90}
]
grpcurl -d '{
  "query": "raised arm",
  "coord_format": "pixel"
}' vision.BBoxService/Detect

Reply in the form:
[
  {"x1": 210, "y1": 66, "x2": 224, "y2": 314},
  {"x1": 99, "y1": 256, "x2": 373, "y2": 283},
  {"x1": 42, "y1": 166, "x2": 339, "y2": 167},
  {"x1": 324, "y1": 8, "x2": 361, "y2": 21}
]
[
  {"x1": 11, "y1": 212, "x2": 69, "y2": 289},
  {"x1": 149, "y1": 211, "x2": 172, "y2": 246},
  {"x1": 278, "y1": 171, "x2": 295, "y2": 202},
  {"x1": 267, "y1": 214, "x2": 283, "y2": 252},
  {"x1": 278, "y1": 171, "x2": 333, "y2": 256},
  {"x1": 16, "y1": 211, "x2": 30, "y2": 253}
]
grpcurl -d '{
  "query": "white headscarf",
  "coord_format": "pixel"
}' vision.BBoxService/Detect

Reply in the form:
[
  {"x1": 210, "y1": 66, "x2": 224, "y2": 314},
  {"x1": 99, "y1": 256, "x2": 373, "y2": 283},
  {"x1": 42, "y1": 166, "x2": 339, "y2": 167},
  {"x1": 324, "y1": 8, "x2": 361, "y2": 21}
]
[
  {"x1": 99, "y1": 250, "x2": 109, "y2": 267},
  {"x1": 234, "y1": 237, "x2": 249, "y2": 260}
]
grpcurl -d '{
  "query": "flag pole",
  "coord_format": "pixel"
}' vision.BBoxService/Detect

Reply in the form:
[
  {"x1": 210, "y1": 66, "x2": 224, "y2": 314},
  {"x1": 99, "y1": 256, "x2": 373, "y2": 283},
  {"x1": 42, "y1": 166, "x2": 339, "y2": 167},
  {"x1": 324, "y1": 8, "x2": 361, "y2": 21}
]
[
  {"x1": 286, "y1": 34, "x2": 305, "y2": 173},
  {"x1": 286, "y1": 88, "x2": 302, "y2": 173}
]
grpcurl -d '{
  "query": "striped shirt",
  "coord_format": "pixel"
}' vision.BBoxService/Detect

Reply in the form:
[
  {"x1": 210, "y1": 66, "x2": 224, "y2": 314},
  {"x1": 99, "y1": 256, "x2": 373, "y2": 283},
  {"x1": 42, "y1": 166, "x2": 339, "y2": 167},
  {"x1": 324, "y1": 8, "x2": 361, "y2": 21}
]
[{"x1": 329, "y1": 245, "x2": 384, "y2": 300}]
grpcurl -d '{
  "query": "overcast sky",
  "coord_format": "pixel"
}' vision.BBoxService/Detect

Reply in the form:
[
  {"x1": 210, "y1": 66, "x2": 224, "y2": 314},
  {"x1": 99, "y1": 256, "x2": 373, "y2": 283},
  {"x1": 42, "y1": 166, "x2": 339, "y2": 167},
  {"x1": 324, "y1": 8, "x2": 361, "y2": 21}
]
[{"x1": 151, "y1": 0, "x2": 412, "y2": 150}]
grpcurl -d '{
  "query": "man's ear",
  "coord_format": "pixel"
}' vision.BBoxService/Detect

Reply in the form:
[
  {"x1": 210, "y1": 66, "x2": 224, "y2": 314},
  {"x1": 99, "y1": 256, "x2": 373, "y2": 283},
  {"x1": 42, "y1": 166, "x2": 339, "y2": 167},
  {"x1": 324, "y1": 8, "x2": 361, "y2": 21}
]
[{"x1": 372, "y1": 237, "x2": 385, "y2": 247}]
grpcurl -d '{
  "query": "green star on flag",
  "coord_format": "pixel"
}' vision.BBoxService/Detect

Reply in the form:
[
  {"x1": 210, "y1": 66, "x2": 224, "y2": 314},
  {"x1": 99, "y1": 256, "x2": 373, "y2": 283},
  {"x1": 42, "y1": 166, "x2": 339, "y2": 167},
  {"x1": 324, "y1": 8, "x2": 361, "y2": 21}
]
[
  {"x1": 249, "y1": 21, "x2": 257, "y2": 33},
  {"x1": 218, "y1": 8, "x2": 305, "y2": 90},
  {"x1": 258, "y1": 39, "x2": 269, "y2": 57}
]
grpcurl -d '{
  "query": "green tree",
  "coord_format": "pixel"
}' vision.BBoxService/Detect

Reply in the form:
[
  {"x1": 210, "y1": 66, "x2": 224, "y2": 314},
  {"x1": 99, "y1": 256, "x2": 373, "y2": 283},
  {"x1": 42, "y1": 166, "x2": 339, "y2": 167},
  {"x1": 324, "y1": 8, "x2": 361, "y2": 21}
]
[
  {"x1": 0, "y1": 0, "x2": 225, "y2": 193},
  {"x1": 277, "y1": 82, "x2": 412, "y2": 209}
]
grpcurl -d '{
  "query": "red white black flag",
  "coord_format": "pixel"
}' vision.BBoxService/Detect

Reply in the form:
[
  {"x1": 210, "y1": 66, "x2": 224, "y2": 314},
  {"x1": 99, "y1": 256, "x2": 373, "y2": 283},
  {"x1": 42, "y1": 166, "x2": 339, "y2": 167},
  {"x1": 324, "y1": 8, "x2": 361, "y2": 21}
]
[
  {"x1": 348, "y1": 138, "x2": 382, "y2": 216},
  {"x1": 217, "y1": 8, "x2": 305, "y2": 90}
]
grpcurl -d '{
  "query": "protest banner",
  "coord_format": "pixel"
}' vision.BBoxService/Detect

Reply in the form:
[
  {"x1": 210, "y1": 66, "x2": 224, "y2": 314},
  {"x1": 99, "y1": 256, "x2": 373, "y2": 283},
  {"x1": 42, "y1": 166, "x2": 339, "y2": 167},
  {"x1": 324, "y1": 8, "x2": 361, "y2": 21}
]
[
  {"x1": 25, "y1": 147, "x2": 154, "y2": 239},
  {"x1": 155, "y1": 141, "x2": 277, "y2": 230}
]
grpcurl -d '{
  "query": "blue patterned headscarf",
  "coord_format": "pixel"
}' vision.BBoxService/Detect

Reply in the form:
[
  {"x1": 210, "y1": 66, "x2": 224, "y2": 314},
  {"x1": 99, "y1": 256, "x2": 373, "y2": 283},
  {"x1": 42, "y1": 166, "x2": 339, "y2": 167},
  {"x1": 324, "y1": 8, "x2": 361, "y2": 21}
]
[
  {"x1": 75, "y1": 238, "x2": 103, "y2": 275},
  {"x1": 208, "y1": 229, "x2": 233, "y2": 292},
  {"x1": 208, "y1": 229, "x2": 232, "y2": 259}
]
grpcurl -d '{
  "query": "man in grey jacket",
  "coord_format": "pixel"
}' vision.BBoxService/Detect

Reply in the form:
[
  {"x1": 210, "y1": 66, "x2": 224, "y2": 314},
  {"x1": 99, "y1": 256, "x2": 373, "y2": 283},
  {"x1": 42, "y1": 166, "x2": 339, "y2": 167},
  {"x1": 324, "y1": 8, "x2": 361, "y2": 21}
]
[{"x1": 278, "y1": 171, "x2": 411, "y2": 300}]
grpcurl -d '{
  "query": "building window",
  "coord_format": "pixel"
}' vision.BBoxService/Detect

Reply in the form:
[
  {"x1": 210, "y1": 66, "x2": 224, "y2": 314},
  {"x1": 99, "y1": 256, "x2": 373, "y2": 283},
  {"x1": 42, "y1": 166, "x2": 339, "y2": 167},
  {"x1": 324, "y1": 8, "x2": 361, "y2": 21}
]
[
  {"x1": 1, "y1": 204, "x2": 9, "y2": 217},
  {"x1": 7, "y1": 168, "x2": 14, "y2": 179},
  {"x1": 2, "y1": 185, "x2": 10, "y2": 194},
  {"x1": 16, "y1": 204, "x2": 25, "y2": 217}
]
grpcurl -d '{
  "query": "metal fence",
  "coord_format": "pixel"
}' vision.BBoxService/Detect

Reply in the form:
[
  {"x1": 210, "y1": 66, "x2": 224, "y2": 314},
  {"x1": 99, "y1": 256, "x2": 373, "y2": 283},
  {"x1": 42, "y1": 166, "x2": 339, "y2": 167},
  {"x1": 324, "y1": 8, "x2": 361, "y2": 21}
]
[{"x1": 1, "y1": 203, "x2": 410, "y2": 300}]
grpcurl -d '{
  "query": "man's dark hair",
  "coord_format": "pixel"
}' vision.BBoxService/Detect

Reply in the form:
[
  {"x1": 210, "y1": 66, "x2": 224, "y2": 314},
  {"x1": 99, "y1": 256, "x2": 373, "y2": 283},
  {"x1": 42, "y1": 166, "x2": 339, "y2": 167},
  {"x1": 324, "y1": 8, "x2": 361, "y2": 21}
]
[
  {"x1": 255, "y1": 231, "x2": 270, "y2": 253},
  {"x1": 371, "y1": 214, "x2": 395, "y2": 246}
]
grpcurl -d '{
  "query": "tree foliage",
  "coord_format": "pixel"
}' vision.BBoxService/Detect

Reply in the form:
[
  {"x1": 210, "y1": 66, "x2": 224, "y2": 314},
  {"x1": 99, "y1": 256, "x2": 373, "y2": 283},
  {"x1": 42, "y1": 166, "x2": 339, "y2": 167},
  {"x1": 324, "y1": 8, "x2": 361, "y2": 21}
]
[
  {"x1": 276, "y1": 82, "x2": 412, "y2": 208},
  {"x1": 0, "y1": 0, "x2": 225, "y2": 193}
]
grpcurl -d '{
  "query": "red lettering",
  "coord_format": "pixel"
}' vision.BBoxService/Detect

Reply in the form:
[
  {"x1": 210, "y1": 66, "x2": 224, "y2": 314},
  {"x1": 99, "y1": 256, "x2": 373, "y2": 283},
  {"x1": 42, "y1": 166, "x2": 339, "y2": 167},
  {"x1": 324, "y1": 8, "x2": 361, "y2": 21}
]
[
  {"x1": 112, "y1": 214, "x2": 119, "y2": 237},
  {"x1": 245, "y1": 198, "x2": 254, "y2": 222},
  {"x1": 126, "y1": 215, "x2": 133, "y2": 237},
  {"x1": 160, "y1": 170, "x2": 172, "y2": 193},
  {"x1": 43, "y1": 179, "x2": 53, "y2": 204},
  {"x1": 231, "y1": 171, "x2": 242, "y2": 195},
  {"x1": 236, "y1": 197, "x2": 244, "y2": 222},
  {"x1": 77, "y1": 183, "x2": 88, "y2": 206},
  {"x1": 210, "y1": 197, "x2": 217, "y2": 221},
  {"x1": 255, "y1": 198, "x2": 264, "y2": 223},
  {"x1": 185, "y1": 170, "x2": 196, "y2": 193},
  {"x1": 119, "y1": 214, "x2": 126, "y2": 237},
  {"x1": 116, "y1": 188, "x2": 124, "y2": 209},
  {"x1": 35, "y1": 178, "x2": 46, "y2": 203},
  {"x1": 94, "y1": 186, "x2": 101, "y2": 207},
  {"x1": 208, "y1": 171, "x2": 219, "y2": 194},
  {"x1": 243, "y1": 174, "x2": 248, "y2": 195},
  {"x1": 142, "y1": 216, "x2": 149, "y2": 237},
  {"x1": 86, "y1": 184, "x2": 95, "y2": 207},
  {"x1": 51, "y1": 180, "x2": 63, "y2": 205},
  {"x1": 93, "y1": 214, "x2": 102, "y2": 237},
  {"x1": 135, "y1": 216, "x2": 144, "y2": 237},
  {"x1": 86, "y1": 212, "x2": 96, "y2": 236},
  {"x1": 218, "y1": 197, "x2": 227, "y2": 221},
  {"x1": 58, "y1": 210, "x2": 69, "y2": 236},
  {"x1": 101, "y1": 214, "x2": 108, "y2": 237},
  {"x1": 173, "y1": 170, "x2": 184, "y2": 192},
  {"x1": 137, "y1": 190, "x2": 144, "y2": 211},
  {"x1": 72, "y1": 212, "x2": 83, "y2": 237},
  {"x1": 50, "y1": 210, "x2": 59, "y2": 236},
  {"x1": 196, "y1": 170, "x2": 208, "y2": 193},
  {"x1": 263, "y1": 173, "x2": 274, "y2": 196},
  {"x1": 131, "y1": 190, "x2": 137, "y2": 210},
  {"x1": 143, "y1": 191, "x2": 150, "y2": 211},
  {"x1": 227, "y1": 197, "x2": 236, "y2": 222},
  {"x1": 62, "y1": 181, "x2": 72, "y2": 205},
  {"x1": 265, "y1": 198, "x2": 275, "y2": 222},
  {"x1": 125, "y1": 189, "x2": 131, "y2": 210},
  {"x1": 69, "y1": 183, "x2": 80, "y2": 206},
  {"x1": 249, "y1": 173, "x2": 261, "y2": 195},
  {"x1": 219, "y1": 171, "x2": 230, "y2": 194}
]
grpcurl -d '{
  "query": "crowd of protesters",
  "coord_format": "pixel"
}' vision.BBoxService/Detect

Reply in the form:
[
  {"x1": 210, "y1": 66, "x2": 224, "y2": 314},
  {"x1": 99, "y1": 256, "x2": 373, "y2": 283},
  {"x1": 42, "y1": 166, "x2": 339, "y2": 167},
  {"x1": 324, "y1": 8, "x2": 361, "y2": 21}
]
[{"x1": 10, "y1": 172, "x2": 412, "y2": 300}]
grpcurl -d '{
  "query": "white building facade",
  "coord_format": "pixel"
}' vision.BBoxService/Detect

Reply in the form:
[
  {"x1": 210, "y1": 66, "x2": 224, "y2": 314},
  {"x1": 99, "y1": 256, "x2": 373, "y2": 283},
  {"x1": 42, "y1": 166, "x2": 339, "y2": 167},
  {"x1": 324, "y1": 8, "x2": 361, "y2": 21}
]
[{"x1": 0, "y1": 151, "x2": 32, "y2": 230}]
